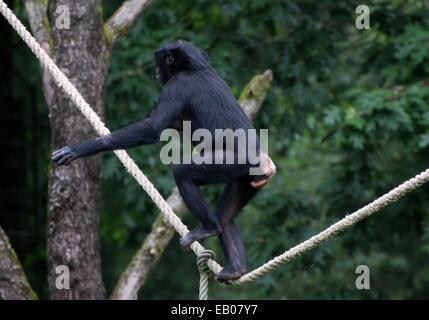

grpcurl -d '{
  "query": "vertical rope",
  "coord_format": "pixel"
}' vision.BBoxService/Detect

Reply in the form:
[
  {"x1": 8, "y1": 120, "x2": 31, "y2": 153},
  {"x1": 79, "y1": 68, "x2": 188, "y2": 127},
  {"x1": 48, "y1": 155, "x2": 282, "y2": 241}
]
[{"x1": 197, "y1": 250, "x2": 215, "y2": 300}]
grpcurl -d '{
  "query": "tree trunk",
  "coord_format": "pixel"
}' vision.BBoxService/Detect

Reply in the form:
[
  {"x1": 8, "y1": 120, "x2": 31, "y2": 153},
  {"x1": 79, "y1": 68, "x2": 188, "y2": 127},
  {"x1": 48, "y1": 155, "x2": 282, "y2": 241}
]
[
  {"x1": 0, "y1": 226, "x2": 37, "y2": 300},
  {"x1": 47, "y1": 0, "x2": 107, "y2": 299}
]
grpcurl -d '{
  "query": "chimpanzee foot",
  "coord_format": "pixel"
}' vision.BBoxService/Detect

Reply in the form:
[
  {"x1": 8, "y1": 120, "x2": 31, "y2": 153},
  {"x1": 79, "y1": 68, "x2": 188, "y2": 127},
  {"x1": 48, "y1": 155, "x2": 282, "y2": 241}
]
[
  {"x1": 215, "y1": 266, "x2": 247, "y2": 282},
  {"x1": 180, "y1": 226, "x2": 221, "y2": 250}
]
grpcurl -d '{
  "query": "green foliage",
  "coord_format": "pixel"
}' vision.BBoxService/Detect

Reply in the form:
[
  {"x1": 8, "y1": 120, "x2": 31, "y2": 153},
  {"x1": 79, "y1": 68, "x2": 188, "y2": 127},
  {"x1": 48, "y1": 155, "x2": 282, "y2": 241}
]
[
  {"x1": 14, "y1": 0, "x2": 429, "y2": 299},
  {"x1": 100, "y1": 0, "x2": 429, "y2": 299}
]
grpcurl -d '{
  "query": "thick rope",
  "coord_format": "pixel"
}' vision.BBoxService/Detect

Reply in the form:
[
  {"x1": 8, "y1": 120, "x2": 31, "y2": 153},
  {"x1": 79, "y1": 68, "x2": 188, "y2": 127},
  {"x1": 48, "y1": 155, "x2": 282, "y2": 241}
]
[
  {"x1": 231, "y1": 168, "x2": 429, "y2": 284},
  {"x1": 197, "y1": 250, "x2": 215, "y2": 300},
  {"x1": 3, "y1": 0, "x2": 429, "y2": 287}
]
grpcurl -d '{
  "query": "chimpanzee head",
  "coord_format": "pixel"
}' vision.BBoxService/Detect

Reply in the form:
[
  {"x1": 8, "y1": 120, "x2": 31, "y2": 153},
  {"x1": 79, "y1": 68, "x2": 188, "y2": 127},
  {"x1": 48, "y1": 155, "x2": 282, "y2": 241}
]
[{"x1": 155, "y1": 40, "x2": 210, "y2": 84}]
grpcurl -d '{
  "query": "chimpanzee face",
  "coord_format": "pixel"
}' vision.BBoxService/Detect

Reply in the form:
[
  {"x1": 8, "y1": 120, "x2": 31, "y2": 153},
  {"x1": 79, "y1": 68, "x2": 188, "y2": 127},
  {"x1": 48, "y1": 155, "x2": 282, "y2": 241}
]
[{"x1": 154, "y1": 40, "x2": 210, "y2": 85}]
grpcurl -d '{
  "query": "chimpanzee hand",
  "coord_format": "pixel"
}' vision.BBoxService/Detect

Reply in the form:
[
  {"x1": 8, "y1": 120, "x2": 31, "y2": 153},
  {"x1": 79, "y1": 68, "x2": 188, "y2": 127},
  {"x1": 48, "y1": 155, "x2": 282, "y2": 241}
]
[{"x1": 52, "y1": 146, "x2": 79, "y2": 165}]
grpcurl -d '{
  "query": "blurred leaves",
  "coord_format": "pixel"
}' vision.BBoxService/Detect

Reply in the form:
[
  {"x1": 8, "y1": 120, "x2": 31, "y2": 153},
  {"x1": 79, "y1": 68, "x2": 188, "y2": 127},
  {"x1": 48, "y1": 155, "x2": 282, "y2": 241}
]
[
  {"x1": 101, "y1": 0, "x2": 429, "y2": 299},
  {"x1": 14, "y1": 0, "x2": 429, "y2": 299}
]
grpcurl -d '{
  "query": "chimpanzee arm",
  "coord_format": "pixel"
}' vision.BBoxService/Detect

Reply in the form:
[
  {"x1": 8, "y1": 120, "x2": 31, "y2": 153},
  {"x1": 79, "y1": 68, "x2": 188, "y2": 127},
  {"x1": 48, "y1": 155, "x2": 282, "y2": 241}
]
[
  {"x1": 52, "y1": 79, "x2": 188, "y2": 165},
  {"x1": 52, "y1": 118, "x2": 157, "y2": 163}
]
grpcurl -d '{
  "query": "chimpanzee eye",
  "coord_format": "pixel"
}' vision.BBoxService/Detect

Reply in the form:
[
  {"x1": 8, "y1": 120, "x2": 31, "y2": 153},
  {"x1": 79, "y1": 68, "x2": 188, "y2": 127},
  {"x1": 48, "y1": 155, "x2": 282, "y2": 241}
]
[{"x1": 166, "y1": 54, "x2": 174, "y2": 65}]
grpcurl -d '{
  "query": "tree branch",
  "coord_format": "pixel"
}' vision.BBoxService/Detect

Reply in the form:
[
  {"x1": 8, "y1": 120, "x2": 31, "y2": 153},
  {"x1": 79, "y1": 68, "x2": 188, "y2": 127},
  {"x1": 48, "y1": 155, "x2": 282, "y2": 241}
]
[
  {"x1": 24, "y1": 0, "x2": 55, "y2": 106},
  {"x1": 239, "y1": 70, "x2": 274, "y2": 119},
  {"x1": 105, "y1": 0, "x2": 154, "y2": 48},
  {"x1": 0, "y1": 226, "x2": 38, "y2": 300},
  {"x1": 111, "y1": 188, "x2": 186, "y2": 300},
  {"x1": 111, "y1": 70, "x2": 273, "y2": 300}
]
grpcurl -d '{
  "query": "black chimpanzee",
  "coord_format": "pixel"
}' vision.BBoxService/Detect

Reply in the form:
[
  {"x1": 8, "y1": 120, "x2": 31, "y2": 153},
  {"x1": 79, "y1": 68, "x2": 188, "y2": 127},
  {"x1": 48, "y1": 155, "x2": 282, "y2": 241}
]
[{"x1": 52, "y1": 40, "x2": 276, "y2": 280}]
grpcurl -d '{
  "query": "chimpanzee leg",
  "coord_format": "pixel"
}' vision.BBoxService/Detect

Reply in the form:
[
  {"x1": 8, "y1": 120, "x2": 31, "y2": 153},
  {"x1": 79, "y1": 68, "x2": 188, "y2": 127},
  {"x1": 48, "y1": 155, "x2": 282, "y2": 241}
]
[
  {"x1": 215, "y1": 181, "x2": 259, "y2": 281},
  {"x1": 172, "y1": 159, "x2": 251, "y2": 249},
  {"x1": 172, "y1": 164, "x2": 222, "y2": 249}
]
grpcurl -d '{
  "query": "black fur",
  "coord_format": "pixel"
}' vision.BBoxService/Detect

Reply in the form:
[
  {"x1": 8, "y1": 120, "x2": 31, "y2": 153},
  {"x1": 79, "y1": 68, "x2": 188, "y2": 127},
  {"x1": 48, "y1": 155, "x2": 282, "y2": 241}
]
[{"x1": 52, "y1": 40, "x2": 262, "y2": 280}]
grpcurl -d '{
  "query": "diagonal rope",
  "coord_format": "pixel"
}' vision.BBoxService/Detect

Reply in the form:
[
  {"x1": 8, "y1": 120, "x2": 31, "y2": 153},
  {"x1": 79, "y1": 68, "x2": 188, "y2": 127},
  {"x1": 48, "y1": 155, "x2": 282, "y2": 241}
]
[
  {"x1": 231, "y1": 168, "x2": 429, "y2": 284},
  {"x1": 3, "y1": 0, "x2": 429, "y2": 288}
]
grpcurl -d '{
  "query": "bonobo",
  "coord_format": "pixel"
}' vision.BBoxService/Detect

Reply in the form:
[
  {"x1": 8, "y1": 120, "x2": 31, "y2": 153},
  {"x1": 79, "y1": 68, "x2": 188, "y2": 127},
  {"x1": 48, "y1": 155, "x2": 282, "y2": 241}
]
[{"x1": 52, "y1": 40, "x2": 276, "y2": 281}]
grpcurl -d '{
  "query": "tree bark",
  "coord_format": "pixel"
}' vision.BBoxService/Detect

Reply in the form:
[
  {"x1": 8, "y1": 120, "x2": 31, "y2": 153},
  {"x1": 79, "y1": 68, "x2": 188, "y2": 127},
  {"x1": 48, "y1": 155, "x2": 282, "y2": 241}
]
[
  {"x1": 105, "y1": 0, "x2": 154, "y2": 49},
  {"x1": 24, "y1": 0, "x2": 54, "y2": 106},
  {"x1": 0, "y1": 226, "x2": 37, "y2": 300},
  {"x1": 111, "y1": 70, "x2": 273, "y2": 300},
  {"x1": 23, "y1": 0, "x2": 154, "y2": 300},
  {"x1": 46, "y1": 0, "x2": 107, "y2": 299}
]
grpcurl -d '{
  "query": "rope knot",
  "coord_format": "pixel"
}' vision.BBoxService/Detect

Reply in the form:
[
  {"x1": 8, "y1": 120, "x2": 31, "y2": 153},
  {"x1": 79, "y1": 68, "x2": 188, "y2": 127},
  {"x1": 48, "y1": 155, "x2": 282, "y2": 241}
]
[
  {"x1": 197, "y1": 249, "x2": 215, "y2": 300},
  {"x1": 197, "y1": 249, "x2": 215, "y2": 275}
]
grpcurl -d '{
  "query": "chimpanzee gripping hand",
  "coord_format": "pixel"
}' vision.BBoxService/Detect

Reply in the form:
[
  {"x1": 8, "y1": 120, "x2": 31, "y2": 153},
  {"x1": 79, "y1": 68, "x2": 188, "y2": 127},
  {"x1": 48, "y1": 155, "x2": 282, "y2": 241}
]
[
  {"x1": 52, "y1": 135, "x2": 109, "y2": 166},
  {"x1": 52, "y1": 146, "x2": 79, "y2": 165}
]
